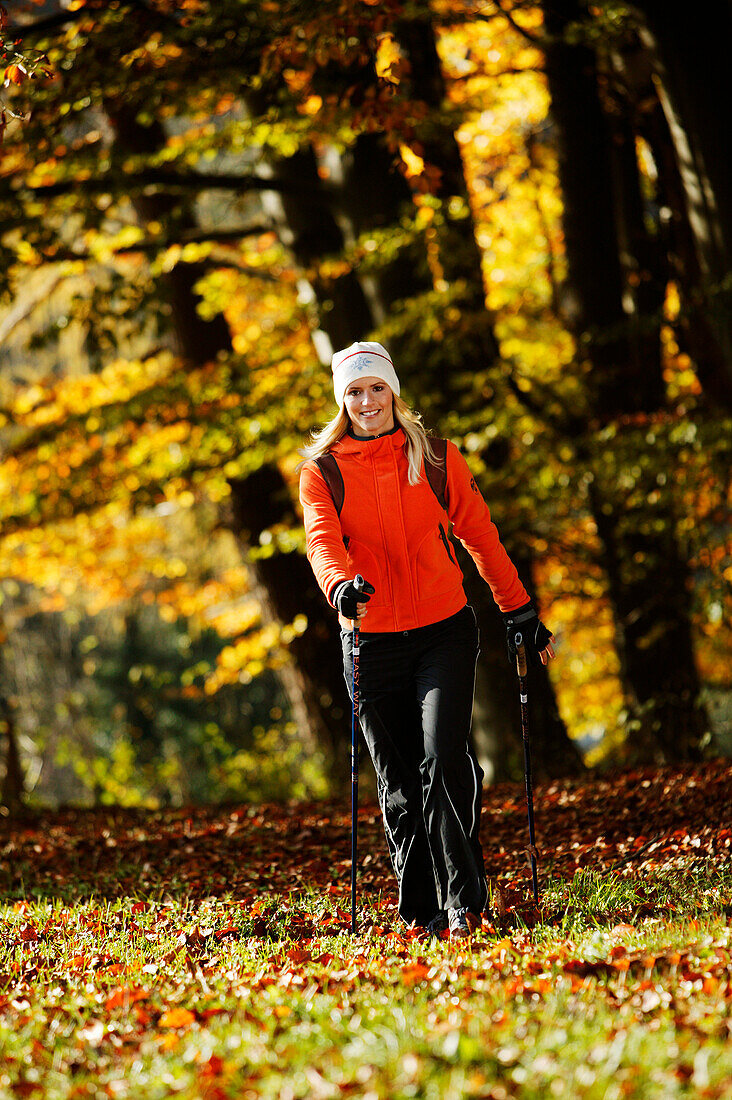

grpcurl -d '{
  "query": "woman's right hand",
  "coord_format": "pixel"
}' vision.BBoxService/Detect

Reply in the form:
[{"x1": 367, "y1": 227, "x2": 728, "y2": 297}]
[
  {"x1": 333, "y1": 576, "x2": 375, "y2": 621},
  {"x1": 340, "y1": 602, "x2": 371, "y2": 631}
]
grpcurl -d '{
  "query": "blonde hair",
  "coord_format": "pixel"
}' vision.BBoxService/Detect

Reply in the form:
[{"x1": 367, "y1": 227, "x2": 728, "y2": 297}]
[{"x1": 299, "y1": 393, "x2": 437, "y2": 486}]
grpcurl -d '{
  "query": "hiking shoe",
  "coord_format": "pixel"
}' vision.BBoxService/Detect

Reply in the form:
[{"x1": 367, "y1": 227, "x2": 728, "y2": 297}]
[
  {"x1": 425, "y1": 912, "x2": 448, "y2": 939},
  {"x1": 448, "y1": 907, "x2": 481, "y2": 940}
]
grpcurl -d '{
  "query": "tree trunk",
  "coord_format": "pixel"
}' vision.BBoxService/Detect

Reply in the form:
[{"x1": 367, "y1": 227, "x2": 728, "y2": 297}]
[
  {"x1": 609, "y1": 35, "x2": 732, "y2": 408},
  {"x1": 395, "y1": 12, "x2": 583, "y2": 776},
  {"x1": 607, "y1": 105, "x2": 667, "y2": 387},
  {"x1": 0, "y1": 694, "x2": 24, "y2": 818},
  {"x1": 337, "y1": 131, "x2": 433, "y2": 321},
  {"x1": 543, "y1": 0, "x2": 709, "y2": 760},
  {"x1": 228, "y1": 468, "x2": 350, "y2": 789},
  {"x1": 0, "y1": 611, "x2": 25, "y2": 817},
  {"x1": 264, "y1": 142, "x2": 375, "y2": 354},
  {"x1": 633, "y1": 1, "x2": 732, "y2": 394},
  {"x1": 458, "y1": 544, "x2": 584, "y2": 780},
  {"x1": 394, "y1": 13, "x2": 502, "y2": 405},
  {"x1": 589, "y1": 482, "x2": 707, "y2": 761},
  {"x1": 105, "y1": 105, "x2": 354, "y2": 784},
  {"x1": 106, "y1": 105, "x2": 234, "y2": 365},
  {"x1": 634, "y1": 2, "x2": 732, "y2": 291}
]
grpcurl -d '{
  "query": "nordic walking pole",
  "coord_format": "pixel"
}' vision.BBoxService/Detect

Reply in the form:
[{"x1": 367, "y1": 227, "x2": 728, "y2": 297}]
[
  {"x1": 351, "y1": 574, "x2": 365, "y2": 934},
  {"x1": 515, "y1": 633, "x2": 539, "y2": 903}
]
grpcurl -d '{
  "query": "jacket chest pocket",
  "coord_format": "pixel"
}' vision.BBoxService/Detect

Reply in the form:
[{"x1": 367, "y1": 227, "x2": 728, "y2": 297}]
[
  {"x1": 437, "y1": 522, "x2": 458, "y2": 566},
  {"x1": 414, "y1": 524, "x2": 463, "y2": 597}
]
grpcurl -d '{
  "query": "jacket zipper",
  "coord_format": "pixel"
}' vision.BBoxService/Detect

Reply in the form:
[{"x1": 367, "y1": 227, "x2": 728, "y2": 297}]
[{"x1": 438, "y1": 522, "x2": 457, "y2": 567}]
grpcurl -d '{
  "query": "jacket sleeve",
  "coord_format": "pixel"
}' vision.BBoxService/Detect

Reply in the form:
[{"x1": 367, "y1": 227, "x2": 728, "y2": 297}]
[
  {"x1": 445, "y1": 440, "x2": 529, "y2": 613},
  {"x1": 299, "y1": 460, "x2": 349, "y2": 608}
]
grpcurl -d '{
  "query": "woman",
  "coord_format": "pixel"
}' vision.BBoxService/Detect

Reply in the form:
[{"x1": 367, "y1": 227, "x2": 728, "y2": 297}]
[{"x1": 299, "y1": 341, "x2": 554, "y2": 939}]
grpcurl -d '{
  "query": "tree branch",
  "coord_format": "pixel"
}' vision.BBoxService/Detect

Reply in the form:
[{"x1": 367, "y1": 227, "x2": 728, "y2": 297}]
[
  {"x1": 448, "y1": 65, "x2": 545, "y2": 82},
  {"x1": 116, "y1": 224, "x2": 276, "y2": 252},
  {"x1": 0, "y1": 270, "x2": 64, "y2": 344},
  {"x1": 7, "y1": 0, "x2": 180, "y2": 40},
  {"x1": 19, "y1": 170, "x2": 328, "y2": 200},
  {"x1": 28, "y1": 222, "x2": 280, "y2": 270},
  {"x1": 7, "y1": 10, "x2": 93, "y2": 37},
  {"x1": 486, "y1": 0, "x2": 549, "y2": 47}
]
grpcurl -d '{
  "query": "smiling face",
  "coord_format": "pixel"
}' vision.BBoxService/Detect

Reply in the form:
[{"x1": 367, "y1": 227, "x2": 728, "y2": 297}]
[{"x1": 343, "y1": 376, "x2": 395, "y2": 437}]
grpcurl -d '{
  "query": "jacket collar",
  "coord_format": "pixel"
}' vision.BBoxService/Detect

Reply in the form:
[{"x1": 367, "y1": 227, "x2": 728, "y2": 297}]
[
  {"x1": 347, "y1": 423, "x2": 401, "y2": 441},
  {"x1": 332, "y1": 426, "x2": 405, "y2": 456}
]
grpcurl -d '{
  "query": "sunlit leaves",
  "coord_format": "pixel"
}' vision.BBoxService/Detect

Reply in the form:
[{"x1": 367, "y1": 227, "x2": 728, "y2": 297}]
[
  {"x1": 206, "y1": 613, "x2": 308, "y2": 692},
  {"x1": 0, "y1": 2, "x2": 53, "y2": 140},
  {"x1": 0, "y1": 764, "x2": 731, "y2": 1095},
  {"x1": 5, "y1": 352, "x2": 176, "y2": 430},
  {"x1": 375, "y1": 32, "x2": 409, "y2": 87}
]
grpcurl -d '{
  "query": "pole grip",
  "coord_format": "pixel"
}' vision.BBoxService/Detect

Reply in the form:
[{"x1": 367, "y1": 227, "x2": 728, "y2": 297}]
[{"x1": 515, "y1": 633, "x2": 528, "y2": 678}]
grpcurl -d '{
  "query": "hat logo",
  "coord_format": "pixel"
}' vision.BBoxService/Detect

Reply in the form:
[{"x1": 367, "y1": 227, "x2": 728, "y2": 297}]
[{"x1": 350, "y1": 354, "x2": 373, "y2": 372}]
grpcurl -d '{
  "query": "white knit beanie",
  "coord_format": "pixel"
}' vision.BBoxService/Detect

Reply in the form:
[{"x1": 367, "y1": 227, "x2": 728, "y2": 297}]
[{"x1": 331, "y1": 341, "x2": 400, "y2": 407}]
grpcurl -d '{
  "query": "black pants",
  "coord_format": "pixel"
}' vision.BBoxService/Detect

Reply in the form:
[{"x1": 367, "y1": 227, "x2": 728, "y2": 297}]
[{"x1": 341, "y1": 604, "x2": 488, "y2": 926}]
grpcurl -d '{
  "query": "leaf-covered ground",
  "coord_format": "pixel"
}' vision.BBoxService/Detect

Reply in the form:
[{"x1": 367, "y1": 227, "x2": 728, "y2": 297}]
[{"x1": 1, "y1": 760, "x2": 730, "y2": 1098}]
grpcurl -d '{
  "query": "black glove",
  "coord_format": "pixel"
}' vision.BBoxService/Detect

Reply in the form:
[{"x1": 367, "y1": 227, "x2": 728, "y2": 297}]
[
  {"x1": 502, "y1": 601, "x2": 553, "y2": 667},
  {"x1": 332, "y1": 576, "x2": 376, "y2": 619}
]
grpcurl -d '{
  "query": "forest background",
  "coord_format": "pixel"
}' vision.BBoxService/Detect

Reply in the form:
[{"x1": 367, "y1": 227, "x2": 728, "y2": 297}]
[{"x1": 0, "y1": 0, "x2": 730, "y2": 817}]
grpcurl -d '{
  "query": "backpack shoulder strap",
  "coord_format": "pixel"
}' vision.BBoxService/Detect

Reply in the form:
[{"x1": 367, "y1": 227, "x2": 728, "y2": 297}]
[
  {"x1": 424, "y1": 437, "x2": 449, "y2": 512},
  {"x1": 315, "y1": 452, "x2": 345, "y2": 516}
]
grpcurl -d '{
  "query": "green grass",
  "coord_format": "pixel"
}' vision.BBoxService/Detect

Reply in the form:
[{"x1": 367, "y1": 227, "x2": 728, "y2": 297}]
[{"x1": 1, "y1": 866, "x2": 731, "y2": 1099}]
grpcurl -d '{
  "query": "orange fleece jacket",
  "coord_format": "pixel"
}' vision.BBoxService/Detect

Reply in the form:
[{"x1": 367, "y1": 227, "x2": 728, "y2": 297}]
[{"x1": 299, "y1": 428, "x2": 529, "y2": 633}]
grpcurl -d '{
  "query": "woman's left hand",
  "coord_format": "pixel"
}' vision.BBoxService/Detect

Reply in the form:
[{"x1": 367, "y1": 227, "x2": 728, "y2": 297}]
[{"x1": 502, "y1": 602, "x2": 555, "y2": 668}]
